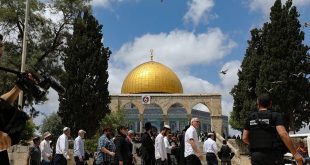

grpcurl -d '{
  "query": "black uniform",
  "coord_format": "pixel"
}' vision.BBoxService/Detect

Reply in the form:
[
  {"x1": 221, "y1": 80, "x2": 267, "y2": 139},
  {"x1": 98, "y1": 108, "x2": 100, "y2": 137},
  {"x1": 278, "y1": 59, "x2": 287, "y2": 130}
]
[
  {"x1": 0, "y1": 98, "x2": 28, "y2": 165},
  {"x1": 244, "y1": 110, "x2": 287, "y2": 165}
]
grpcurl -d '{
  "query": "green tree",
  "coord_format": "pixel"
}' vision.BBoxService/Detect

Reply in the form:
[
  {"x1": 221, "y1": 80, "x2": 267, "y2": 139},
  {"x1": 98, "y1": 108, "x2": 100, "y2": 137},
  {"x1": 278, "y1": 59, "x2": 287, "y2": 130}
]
[
  {"x1": 230, "y1": 28, "x2": 264, "y2": 130},
  {"x1": 99, "y1": 110, "x2": 127, "y2": 133},
  {"x1": 230, "y1": 0, "x2": 310, "y2": 131},
  {"x1": 58, "y1": 10, "x2": 111, "y2": 137},
  {"x1": 40, "y1": 112, "x2": 64, "y2": 137},
  {"x1": 20, "y1": 121, "x2": 37, "y2": 145}
]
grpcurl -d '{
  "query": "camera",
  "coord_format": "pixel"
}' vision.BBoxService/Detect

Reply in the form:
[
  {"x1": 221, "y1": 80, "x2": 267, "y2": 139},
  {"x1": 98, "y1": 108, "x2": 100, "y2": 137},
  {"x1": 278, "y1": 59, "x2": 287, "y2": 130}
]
[
  {"x1": 0, "y1": 66, "x2": 65, "y2": 100},
  {"x1": 16, "y1": 71, "x2": 65, "y2": 100}
]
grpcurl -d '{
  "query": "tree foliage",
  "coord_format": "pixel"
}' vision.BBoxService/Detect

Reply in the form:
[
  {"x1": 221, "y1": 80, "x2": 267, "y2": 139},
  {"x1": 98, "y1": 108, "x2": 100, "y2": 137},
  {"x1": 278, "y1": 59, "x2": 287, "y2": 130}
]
[
  {"x1": 58, "y1": 10, "x2": 111, "y2": 137},
  {"x1": 40, "y1": 112, "x2": 64, "y2": 137},
  {"x1": 99, "y1": 110, "x2": 127, "y2": 133},
  {"x1": 230, "y1": 0, "x2": 310, "y2": 131},
  {"x1": 20, "y1": 121, "x2": 37, "y2": 145}
]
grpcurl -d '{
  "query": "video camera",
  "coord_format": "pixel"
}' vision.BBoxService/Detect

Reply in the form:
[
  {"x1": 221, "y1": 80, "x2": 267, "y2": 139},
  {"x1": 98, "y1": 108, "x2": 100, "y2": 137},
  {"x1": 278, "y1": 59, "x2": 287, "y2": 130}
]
[{"x1": 0, "y1": 66, "x2": 65, "y2": 100}]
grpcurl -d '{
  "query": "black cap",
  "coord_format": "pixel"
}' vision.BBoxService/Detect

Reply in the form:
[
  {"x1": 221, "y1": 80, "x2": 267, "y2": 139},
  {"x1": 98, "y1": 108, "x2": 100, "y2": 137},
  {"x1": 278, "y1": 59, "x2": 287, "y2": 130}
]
[
  {"x1": 144, "y1": 122, "x2": 152, "y2": 130},
  {"x1": 117, "y1": 125, "x2": 128, "y2": 131},
  {"x1": 32, "y1": 136, "x2": 40, "y2": 142}
]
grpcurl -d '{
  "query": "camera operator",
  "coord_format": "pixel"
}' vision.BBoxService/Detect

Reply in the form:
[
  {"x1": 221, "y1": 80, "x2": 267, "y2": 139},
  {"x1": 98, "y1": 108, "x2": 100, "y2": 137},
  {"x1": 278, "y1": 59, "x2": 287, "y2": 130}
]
[
  {"x1": 0, "y1": 34, "x2": 65, "y2": 165},
  {"x1": 0, "y1": 34, "x2": 31, "y2": 164}
]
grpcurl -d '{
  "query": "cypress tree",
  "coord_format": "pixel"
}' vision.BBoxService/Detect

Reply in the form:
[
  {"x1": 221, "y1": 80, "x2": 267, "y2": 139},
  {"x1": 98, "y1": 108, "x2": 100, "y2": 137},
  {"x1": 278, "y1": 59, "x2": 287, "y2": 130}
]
[
  {"x1": 230, "y1": 0, "x2": 310, "y2": 131},
  {"x1": 230, "y1": 28, "x2": 264, "y2": 130},
  {"x1": 58, "y1": 10, "x2": 111, "y2": 137}
]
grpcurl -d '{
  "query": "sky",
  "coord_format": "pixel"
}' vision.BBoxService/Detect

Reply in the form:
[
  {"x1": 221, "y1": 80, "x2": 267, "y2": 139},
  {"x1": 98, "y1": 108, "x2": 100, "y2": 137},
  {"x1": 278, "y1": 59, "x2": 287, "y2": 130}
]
[{"x1": 34, "y1": 0, "x2": 310, "y2": 134}]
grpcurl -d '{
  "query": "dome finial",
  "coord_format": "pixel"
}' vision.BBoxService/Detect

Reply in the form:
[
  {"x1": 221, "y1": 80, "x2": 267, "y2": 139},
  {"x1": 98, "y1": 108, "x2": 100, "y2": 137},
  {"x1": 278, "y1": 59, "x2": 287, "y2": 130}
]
[{"x1": 150, "y1": 49, "x2": 154, "y2": 61}]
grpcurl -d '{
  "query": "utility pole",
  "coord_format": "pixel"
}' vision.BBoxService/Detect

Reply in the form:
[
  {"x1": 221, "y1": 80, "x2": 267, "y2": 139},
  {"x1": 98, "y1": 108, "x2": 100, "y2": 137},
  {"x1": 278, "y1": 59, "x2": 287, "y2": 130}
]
[{"x1": 18, "y1": 0, "x2": 30, "y2": 109}]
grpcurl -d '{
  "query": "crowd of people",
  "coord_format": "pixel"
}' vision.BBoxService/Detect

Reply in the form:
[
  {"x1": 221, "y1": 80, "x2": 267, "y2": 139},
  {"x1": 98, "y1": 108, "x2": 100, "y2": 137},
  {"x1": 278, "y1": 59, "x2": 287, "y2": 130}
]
[
  {"x1": 25, "y1": 127, "x2": 88, "y2": 165},
  {"x1": 22, "y1": 95, "x2": 310, "y2": 165}
]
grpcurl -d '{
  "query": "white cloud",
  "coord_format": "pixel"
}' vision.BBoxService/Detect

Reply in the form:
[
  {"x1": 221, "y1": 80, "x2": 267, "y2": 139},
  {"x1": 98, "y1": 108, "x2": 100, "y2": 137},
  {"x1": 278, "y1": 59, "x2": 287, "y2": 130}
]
[
  {"x1": 183, "y1": 0, "x2": 215, "y2": 26},
  {"x1": 33, "y1": 89, "x2": 59, "y2": 127},
  {"x1": 181, "y1": 60, "x2": 240, "y2": 116},
  {"x1": 91, "y1": 0, "x2": 111, "y2": 8},
  {"x1": 111, "y1": 28, "x2": 236, "y2": 71},
  {"x1": 91, "y1": 0, "x2": 129, "y2": 8},
  {"x1": 219, "y1": 60, "x2": 241, "y2": 116},
  {"x1": 220, "y1": 60, "x2": 241, "y2": 93},
  {"x1": 247, "y1": 0, "x2": 310, "y2": 15},
  {"x1": 41, "y1": 6, "x2": 64, "y2": 24}
]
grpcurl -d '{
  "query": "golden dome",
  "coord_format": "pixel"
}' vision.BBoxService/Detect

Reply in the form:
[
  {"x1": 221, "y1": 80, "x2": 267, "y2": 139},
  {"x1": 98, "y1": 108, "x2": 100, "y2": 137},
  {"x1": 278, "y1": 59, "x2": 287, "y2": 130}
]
[{"x1": 121, "y1": 61, "x2": 183, "y2": 94}]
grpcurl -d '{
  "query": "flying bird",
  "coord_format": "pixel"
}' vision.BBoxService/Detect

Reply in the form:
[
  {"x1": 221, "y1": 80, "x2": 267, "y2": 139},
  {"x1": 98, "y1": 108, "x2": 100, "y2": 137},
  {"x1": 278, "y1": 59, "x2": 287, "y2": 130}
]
[
  {"x1": 291, "y1": 72, "x2": 303, "y2": 77},
  {"x1": 264, "y1": 87, "x2": 273, "y2": 93},
  {"x1": 220, "y1": 69, "x2": 228, "y2": 75},
  {"x1": 248, "y1": 87, "x2": 253, "y2": 92},
  {"x1": 271, "y1": 81, "x2": 283, "y2": 84}
]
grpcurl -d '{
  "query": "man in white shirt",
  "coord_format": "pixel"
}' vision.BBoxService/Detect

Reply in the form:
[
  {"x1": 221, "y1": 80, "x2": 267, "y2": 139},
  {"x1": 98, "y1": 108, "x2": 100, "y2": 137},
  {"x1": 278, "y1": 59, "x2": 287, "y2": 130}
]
[
  {"x1": 184, "y1": 117, "x2": 202, "y2": 165},
  {"x1": 40, "y1": 132, "x2": 52, "y2": 165},
  {"x1": 164, "y1": 134, "x2": 175, "y2": 165},
  {"x1": 74, "y1": 129, "x2": 86, "y2": 165},
  {"x1": 203, "y1": 133, "x2": 218, "y2": 165},
  {"x1": 155, "y1": 125, "x2": 170, "y2": 165},
  {"x1": 54, "y1": 127, "x2": 71, "y2": 165}
]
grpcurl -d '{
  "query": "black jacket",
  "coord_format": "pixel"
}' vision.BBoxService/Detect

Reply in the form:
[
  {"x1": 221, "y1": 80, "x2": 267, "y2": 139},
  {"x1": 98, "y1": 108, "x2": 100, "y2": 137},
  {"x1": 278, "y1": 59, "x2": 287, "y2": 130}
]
[
  {"x1": 140, "y1": 131, "x2": 155, "y2": 160},
  {"x1": 115, "y1": 134, "x2": 132, "y2": 163}
]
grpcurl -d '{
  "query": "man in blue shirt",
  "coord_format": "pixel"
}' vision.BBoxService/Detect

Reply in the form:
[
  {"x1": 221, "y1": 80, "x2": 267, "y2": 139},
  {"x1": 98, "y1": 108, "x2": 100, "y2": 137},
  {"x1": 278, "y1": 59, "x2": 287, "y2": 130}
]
[
  {"x1": 95, "y1": 127, "x2": 115, "y2": 165},
  {"x1": 74, "y1": 129, "x2": 86, "y2": 165}
]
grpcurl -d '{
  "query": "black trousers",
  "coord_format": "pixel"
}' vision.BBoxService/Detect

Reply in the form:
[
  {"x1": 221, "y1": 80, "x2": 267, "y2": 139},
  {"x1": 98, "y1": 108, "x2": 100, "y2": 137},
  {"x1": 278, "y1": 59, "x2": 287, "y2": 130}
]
[
  {"x1": 0, "y1": 150, "x2": 9, "y2": 165},
  {"x1": 74, "y1": 156, "x2": 84, "y2": 165},
  {"x1": 206, "y1": 153, "x2": 218, "y2": 165},
  {"x1": 156, "y1": 158, "x2": 167, "y2": 165},
  {"x1": 54, "y1": 154, "x2": 67, "y2": 165},
  {"x1": 185, "y1": 154, "x2": 201, "y2": 165},
  {"x1": 251, "y1": 151, "x2": 283, "y2": 165},
  {"x1": 142, "y1": 158, "x2": 156, "y2": 165}
]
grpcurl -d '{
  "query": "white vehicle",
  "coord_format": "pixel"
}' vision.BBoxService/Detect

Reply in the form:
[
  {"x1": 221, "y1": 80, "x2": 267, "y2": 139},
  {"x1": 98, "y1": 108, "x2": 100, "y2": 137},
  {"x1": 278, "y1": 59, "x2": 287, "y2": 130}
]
[{"x1": 284, "y1": 133, "x2": 310, "y2": 165}]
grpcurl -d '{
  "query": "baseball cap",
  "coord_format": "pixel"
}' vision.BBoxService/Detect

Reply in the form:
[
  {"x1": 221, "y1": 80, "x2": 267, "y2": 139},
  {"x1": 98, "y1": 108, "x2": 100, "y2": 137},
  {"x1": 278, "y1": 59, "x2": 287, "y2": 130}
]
[
  {"x1": 78, "y1": 129, "x2": 86, "y2": 134},
  {"x1": 164, "y1": 124, "x2": 171, "y2": 129},
  {"x1": 63, "y1": 127, "x2": 70, "y2": 132}
]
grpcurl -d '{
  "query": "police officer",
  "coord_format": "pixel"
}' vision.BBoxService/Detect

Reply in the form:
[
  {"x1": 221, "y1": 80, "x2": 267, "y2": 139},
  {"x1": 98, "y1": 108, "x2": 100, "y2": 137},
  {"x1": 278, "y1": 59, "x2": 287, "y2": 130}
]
[{"x1": 242, "y1": 94, "x2": 303, "y2": 165}]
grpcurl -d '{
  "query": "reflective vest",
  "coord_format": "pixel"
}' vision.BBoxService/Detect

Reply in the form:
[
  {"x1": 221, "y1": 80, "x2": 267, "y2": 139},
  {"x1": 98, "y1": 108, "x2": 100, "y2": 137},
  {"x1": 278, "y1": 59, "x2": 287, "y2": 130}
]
[{"x1": 248, "y1": 110, "x2": 283, "y2": 151}]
